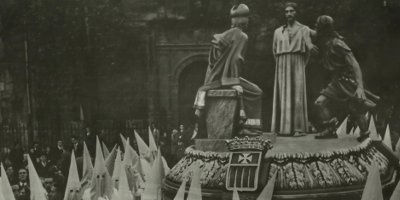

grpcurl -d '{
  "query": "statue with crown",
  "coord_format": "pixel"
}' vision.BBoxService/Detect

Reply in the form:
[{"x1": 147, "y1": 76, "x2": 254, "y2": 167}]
[{"x1": 162, "y1": 3, "x2": 400, "y2": 200}]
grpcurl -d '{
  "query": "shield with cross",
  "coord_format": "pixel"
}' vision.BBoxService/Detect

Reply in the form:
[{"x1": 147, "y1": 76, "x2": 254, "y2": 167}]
[{"x1": 225, "y1": 151, "x2": 262, "y2": 191}]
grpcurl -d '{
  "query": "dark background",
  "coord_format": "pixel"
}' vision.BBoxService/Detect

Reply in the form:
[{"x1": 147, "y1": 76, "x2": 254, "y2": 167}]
[{"x1": 0, "y1": 0, "x2": 399, "y2": 145}]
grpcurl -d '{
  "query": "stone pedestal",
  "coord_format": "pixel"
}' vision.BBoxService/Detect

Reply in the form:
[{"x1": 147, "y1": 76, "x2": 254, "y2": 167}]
[{"x1": 205, "y1": 89, "x2": 238, "y2": 139}]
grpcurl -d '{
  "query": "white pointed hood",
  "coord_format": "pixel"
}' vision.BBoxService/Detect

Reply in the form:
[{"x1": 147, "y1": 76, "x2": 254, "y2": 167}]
[
  {"x1": 102, "y1": 141, "x2": 110, "y2": 159},
  {"x1": 134, "y1": 130, "x2": 150, "y2": 159},
  {"x1": 149, "y1": 127, "x2": 158, "y2": 155},
  {"x1": 89, "y1": 136, "x2": 113, "y2": 199},
  {"x1": 81, "y1": 142, "x2": 93, "y2": 191},
  {"x1": 142, "y1": 149, "x2": 165, "y2": 200},
  {"x1": 361, "y1": 163, "x2": 383, "y2": 200},
  {"x1": 383, "y1": 124, "x2": 393, "y2": 151},
  {"x1": 336, "y1": 116, "x2": 348, "y2": 137},
  {"x1": 0, "y1": 163, "x2": 15, "y2": 200},
  {"x1": 118, "y1": 147, "x2": 134, "y2": 200},
  {"x1": 64, "y1": 151, "x2": 82, "y2": 200},
  {"x1": 369, "y1": 117, "x2": 380, "y2": 141},
  {"x1": 173, "y1": 178, "x2": 187, "y2": 200},
  {"x1": 27, "y1": 154, "x2": 48, "y2": 200},
  {"x1": 112, "y1": 148, "x2": 123, "y2": 189},
  {"x1": 257, "y1": 171, "x2": 277, "y2": 200},
  {"x1": 105, "y1": 145, "x2": 118, "y2": 176},
  {"x1": 390, "y1": 175, "x2": 400, "y2": 200},
  {"x1": 187, "y1": 162, "x2": 202, "y2": 200}
]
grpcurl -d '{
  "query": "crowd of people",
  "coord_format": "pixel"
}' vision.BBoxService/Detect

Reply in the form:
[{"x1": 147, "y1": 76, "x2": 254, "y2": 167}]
[{"x1": 0, "y1": 124, "x2": 195, "y2": 200}]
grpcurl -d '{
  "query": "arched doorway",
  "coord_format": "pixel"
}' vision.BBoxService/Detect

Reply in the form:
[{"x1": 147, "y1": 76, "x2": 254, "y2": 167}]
[{"x1": 178, "y1": 61, "x2": 207, "y2": 127}]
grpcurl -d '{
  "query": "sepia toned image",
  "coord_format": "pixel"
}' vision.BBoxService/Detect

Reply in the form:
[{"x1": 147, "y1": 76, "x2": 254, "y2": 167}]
[{"x1": 0, "y1": 0, "x2": 399, "y2": 199}]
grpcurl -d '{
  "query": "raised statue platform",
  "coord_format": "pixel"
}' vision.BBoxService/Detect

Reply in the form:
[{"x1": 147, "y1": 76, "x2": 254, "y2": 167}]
[{"x1": 162, "y1": 135, "x2": 400, "y2": 200}]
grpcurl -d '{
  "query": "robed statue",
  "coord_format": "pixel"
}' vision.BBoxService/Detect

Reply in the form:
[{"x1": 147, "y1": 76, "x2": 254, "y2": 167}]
[{"x1": 194, "y1": 4, "x2": 263, "y2": 138}]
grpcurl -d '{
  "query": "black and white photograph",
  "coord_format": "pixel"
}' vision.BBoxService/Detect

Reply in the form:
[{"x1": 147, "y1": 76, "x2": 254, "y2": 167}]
[{"x1": 0, "y1": 0, "x2": 399, "y2": 199}]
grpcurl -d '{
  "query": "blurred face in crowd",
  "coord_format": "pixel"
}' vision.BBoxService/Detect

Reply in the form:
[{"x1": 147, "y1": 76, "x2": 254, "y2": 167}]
[
  {"x1": 23, "y1": 153, "x2": 28, "y2": 162},
  {"x1": 71, "y1": 137, "x2": 78, "y2": 145},
  {"x1": 48, "y1": 185, "x2": 59, "y2": 200},
  {"x1": 12, "y1": 185, "x2": 20, "y2": 196},
  {"x1": 6, "y1": 165, "x2": 14, "y2": 177},
  {"x1": 85, "y1": 127, "x2": 91, "y2": 135},
  {"x1": 285, "y1": 5, "x2": 296, "y2": 23},
  {"x1": 179, "y1": 125, "x2": 184, "y2": 132},
  {"x1": 40, "y1": 154, "x2": 47, "y2": 163},
  {"x1": 45, "y1": 146, "x2": 51, "y2": 153},
  {"x1": 172, "y1": 129, "x2": 178, "y2": 135},
  {"x1": 44, "y1": 178, "x2": 54, "y2": 192},
  {"x1": 57, "y1": 140, "x2": 63, "y2": 148},
  {"x1": 18, "y1": 168, "x2": 28, "y2": 182}
]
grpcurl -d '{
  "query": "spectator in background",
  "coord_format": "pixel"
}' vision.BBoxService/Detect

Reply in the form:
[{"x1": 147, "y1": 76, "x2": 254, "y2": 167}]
[
  {"x1": 10, "y1": 141, "x2": 24, "y2": 169},
  {"x1": 160, "y1": 132, "x2": 169, "y2": 154},
  {"x1": 43, "y1": 177, "x2": 54, "y2": 193},
  {"x1": 84, "y1": 126, "x2": 96, "y2": 157},
  {"x1": 150, "y1": 123, "x2": 160, "y2": 145},
  {"x1": 54, "y1": 140, "x2": 64, "y2": 163},
  {"x1": 170, "y1": 129, "x2": 179, "y2": 156},
  {"x1": 29, "y1": 142, "x2": 41, "y2": 162},
  {"x1": 70, "y1": 135, "x2": 83, "y2": 157},
  {"x1": 36, "y1": 153, "x2": 50, "y2": 178},
  {"x1": 48, "y1": 184, "x2": 63, "y2": 200},
  {"x1": 178, "y1": 124, "x2": 191, "y2": 147},
  {"x1": 44, "y1": 145, "x2": 54, "y2": 164},
  {"x1": 49, "y1": 165, "x2": 66, "y2": 193},
  {"x1": 5, "y1": 164, "x2": 17, "y2": 185},
  {"x1": 13, "y1": 168, "x2": 30, "y2": 200}
]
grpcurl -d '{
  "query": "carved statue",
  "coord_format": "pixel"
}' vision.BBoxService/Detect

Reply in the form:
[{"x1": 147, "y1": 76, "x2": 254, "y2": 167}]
[{"x1": 193, "y1": 4, "x2": 263, "y2": 139}]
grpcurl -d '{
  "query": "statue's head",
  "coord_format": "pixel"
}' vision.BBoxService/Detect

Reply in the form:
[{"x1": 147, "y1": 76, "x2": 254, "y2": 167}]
[
  {"x1": 284, "y1": 2, "x2": 297, "y2": 23},
  {"x1": 316, "y1": 15, "x2": 335, "y2": 35},
  {"x1": 230, "y1": 4, "x2": 250, "y2": 29}
]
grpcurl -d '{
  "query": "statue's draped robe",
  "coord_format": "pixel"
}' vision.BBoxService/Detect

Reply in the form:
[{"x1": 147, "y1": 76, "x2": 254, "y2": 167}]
[
  {"x1": 194, "y1": 27, "x2": 263, "y2": 129},
  {"x1": 271, "y1": 22, "x2": 313, "y2": 135}
]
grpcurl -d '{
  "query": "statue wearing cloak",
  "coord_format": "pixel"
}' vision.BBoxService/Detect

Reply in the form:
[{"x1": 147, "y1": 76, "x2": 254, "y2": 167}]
[{"x1": 194, "y1": 26, "x2": 263, "y2": 130}]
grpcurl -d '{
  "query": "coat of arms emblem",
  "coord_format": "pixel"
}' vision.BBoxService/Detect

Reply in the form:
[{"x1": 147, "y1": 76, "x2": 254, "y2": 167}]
[{"x1": 225, "y1": 136, "x2": 272, "y2": 191}]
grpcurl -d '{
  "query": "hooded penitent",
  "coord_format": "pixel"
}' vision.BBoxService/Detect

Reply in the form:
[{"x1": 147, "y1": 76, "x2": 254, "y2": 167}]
[
  {"x1": 134, "y1": 130, "x2": 151, "y2": 160},
  {"x1": 148, "y1": 127, "x2": 158, "y2": 159},
  {"x1": 1, "y1": 163, "x2": 15, "y2": 200},
  {"x1": 27, "y1": 154, "x2": 48, "y2": 200},
  {"x1": 383, "y1": 124, "x2": 393, "y2": 151},
  {"x1": 390, "y1": 176, "x2": 400, "y2": 200},
  {"x1": 0, "y1": 179, "x2": 5, "y2": 200},
  {"x1": 120, "y1": 134, "x2": 127, "y2": 151},
  {"x1": 173, "y1": 178, "x2": 187, "y2": 200},
  {"x1": 102, "y1": 142, "x2": 110, "y2": 159},
  {"x1": 395, "y1": 138, "x2": 400, "y2": 159},
  {"x1": 369, "y1": 117, "x2": 380, "y2": 141},
  {"x1": 105, "y1": 145, "x2": 118, "y2": 176},
  {"x1": 336, "y1": 116, "x2": 348, "y2": 137},
  {"x1": 88, "y1": 136, "x2": 114, "y2": 200},
  {"x1": 64, "y1": 151, "x2": 82, "y2": 200},
  {"x1": 257, "y1": 171, "x2": 277, "y2": 200},
  {"x1": 81, "y1": 142, "x2": 93, "y2": 191},
  {"x1": 232, "y1": 187, "x2": 240, "y2": 200},
  {"x1": 142, "y1": 149, "x2": 165, "y2": 200},
  {"x1": 118, "y1": 146, "x2": 134, "y2": 200},
  {"x1": 187, "y1": 161, "x2": 202, "y2": 200},
  {"x1": 361, "y1": 163, "x2": 383, "y2": 200},
  {"x1": 112, "y1": 148, "x2": 122, "y2": 189}
]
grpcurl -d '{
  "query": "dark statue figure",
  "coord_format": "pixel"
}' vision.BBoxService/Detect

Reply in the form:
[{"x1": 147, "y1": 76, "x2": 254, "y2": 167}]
[
  {"x1": 313, "y1": 15, "x2": 379, "y2": 141},
  {"x1": 193, "y1": 4, "x2": 263, "y2": 138}
]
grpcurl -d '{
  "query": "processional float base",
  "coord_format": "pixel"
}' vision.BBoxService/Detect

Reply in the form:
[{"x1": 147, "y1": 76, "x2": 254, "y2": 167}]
[{"x1": 162, "y1": 135, "x2": 400, "y2": 200}]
